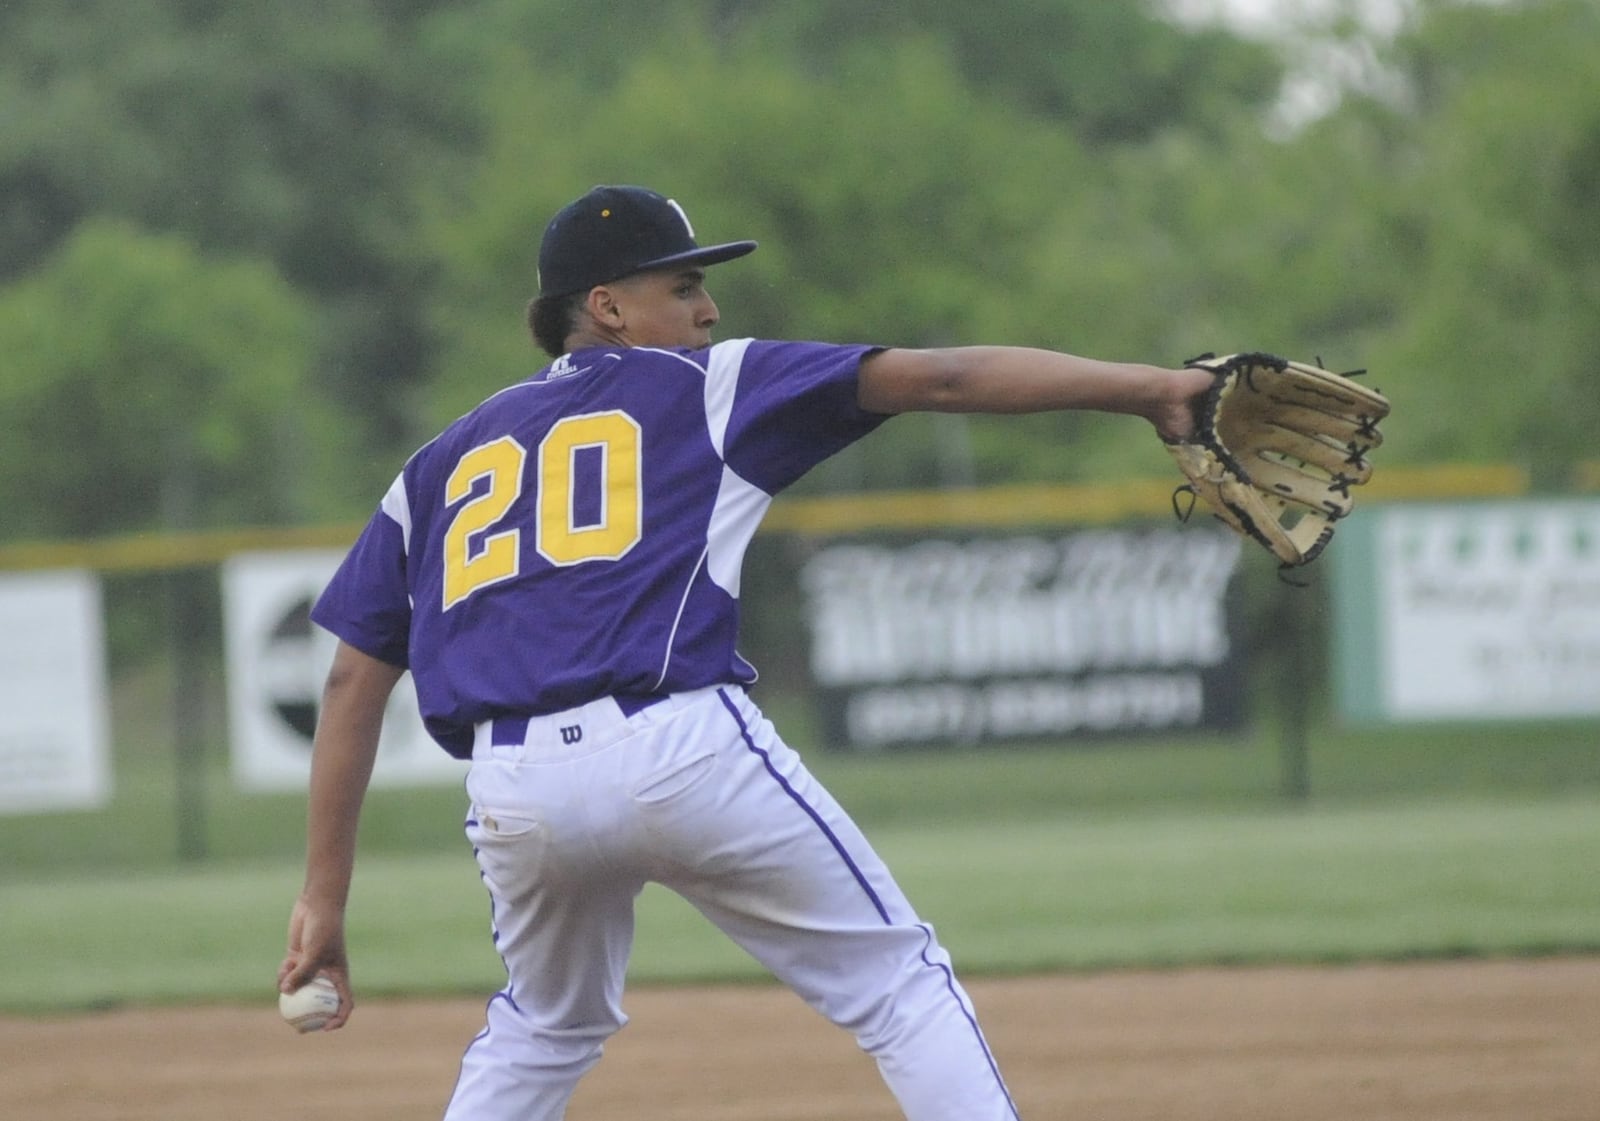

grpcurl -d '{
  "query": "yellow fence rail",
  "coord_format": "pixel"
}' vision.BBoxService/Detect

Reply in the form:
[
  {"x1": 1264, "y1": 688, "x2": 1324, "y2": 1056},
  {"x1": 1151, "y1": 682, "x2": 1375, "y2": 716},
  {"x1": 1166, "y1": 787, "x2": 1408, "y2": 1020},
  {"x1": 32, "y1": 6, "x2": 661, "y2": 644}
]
[{"x1": 0, "y1": 461, "x2": 1548, "y2": 575}]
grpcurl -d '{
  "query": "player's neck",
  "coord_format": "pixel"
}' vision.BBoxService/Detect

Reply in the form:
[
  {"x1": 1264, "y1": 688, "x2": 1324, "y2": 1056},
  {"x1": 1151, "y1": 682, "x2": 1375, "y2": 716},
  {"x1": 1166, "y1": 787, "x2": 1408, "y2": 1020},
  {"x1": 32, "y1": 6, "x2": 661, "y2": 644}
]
[{"x1": 563, "y1": 323, "x2": 631, "y2": 352}]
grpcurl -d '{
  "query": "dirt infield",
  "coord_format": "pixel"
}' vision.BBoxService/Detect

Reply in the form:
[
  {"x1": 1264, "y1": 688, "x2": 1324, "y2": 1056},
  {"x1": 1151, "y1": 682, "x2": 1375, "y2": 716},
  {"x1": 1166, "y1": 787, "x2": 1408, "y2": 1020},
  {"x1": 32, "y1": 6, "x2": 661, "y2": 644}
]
[{"x1": 5, "y1": 958, "x2": 1597, "y2": 1120}]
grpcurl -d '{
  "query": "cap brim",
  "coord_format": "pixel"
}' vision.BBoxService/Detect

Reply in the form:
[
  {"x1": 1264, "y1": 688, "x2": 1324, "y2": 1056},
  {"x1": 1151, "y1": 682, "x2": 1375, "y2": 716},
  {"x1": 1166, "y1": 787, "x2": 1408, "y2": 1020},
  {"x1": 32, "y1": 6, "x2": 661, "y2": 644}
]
[{"x1": 632, "y1": 240, "x2": 758, "y2": 276}]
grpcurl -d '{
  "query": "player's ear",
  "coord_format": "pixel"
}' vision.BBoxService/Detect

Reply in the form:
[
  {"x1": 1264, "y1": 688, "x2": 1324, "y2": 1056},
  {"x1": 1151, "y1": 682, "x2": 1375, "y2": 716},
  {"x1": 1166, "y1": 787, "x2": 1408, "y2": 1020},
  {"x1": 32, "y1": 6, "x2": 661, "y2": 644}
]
[{"x1": 586, "y1": 285, "x2": 625, "y2": 325}]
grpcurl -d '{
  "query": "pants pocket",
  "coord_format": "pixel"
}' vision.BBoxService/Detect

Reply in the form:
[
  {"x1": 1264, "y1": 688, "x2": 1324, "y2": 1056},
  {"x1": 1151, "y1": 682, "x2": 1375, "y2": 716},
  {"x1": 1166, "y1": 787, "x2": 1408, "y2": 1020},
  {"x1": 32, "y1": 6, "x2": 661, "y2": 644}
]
[
  {"x1": 630, "y1": 752, "x2": 717, "y2": 806},
  {"x1": 466, "y1": 806, "x2": 547, "y2": 900},
  {"x1": 471, "y1": 807, "x2": 542, "y2": 839}
]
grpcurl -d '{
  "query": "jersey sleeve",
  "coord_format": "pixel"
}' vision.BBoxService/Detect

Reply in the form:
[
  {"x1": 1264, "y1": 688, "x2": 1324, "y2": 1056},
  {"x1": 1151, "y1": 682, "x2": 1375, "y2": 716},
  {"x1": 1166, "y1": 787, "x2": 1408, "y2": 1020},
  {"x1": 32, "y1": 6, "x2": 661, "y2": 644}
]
[
  {"x1": 310, "y1": 479, "x2": 413, "y2": 669},
  {"x1": 721, "y1": 339, "x2": 888, "y2": 494}
]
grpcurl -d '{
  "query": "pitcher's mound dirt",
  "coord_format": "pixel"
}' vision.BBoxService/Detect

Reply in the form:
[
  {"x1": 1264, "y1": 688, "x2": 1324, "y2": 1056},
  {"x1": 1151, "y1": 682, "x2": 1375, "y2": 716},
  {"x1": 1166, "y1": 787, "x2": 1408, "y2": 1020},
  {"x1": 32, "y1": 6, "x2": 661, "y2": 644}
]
[{"x1": 4, "y1": 958, "x2": 1596, "y2": 1120}]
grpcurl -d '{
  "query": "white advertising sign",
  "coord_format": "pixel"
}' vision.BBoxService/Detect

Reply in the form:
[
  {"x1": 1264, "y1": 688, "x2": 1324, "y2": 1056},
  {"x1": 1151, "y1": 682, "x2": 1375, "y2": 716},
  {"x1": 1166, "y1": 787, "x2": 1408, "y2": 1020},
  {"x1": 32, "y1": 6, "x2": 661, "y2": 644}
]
[
  {"x1": 1340, "y1": 501, "x2": 1600, "y2": 720},
  {"x1": 0, "y1": 570, "x2": 112, "y2": 814},
  {"x1": 222, "y1": 552, "x2": 463, "y2": 792}
]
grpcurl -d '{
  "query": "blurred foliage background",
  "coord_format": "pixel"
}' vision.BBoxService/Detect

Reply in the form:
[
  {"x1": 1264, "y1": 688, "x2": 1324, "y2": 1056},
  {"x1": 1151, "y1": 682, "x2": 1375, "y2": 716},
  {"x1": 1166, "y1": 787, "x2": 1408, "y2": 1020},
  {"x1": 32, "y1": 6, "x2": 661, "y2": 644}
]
[
  {"x1": 1, "y1": 3, "x2": 1597, "y2": 994},
  {"x1": 3, "y1": 0, "x2": 1597, "y2": 543}
]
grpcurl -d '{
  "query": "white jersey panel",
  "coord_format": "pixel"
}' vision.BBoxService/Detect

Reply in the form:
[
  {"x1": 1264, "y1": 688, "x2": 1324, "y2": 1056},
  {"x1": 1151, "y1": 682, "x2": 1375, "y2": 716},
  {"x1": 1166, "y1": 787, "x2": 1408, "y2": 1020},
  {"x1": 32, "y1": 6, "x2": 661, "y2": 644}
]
[
  {"x1": 379, "y1": 471, "x2": 413, "y2": 552},
  {"x1": 705, "y1": 465, "x2": 773, "y2": 596},
  {"x1": 702, "y1": 337, "x2": 753, "y2": 458}
]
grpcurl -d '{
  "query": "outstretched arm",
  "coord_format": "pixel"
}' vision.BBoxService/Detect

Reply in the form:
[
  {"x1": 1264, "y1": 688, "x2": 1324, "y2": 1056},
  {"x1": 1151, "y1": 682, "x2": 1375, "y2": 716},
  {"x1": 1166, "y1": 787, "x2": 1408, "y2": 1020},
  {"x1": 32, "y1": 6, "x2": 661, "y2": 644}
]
[
  {"x1": 277, "y1": 639, "x2": 404, "y2": 1030},
  {"x1": 857, "y1": 346, "x2": 1212, "y2": 442}
]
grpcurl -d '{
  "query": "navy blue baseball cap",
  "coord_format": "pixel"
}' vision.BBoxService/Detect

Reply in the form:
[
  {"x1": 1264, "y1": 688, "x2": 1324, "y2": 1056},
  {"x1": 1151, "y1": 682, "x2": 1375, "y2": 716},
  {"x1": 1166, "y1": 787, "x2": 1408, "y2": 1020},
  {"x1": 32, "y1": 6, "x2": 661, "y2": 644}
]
[{"x1": 537, "y1": 185, "x2": 757, "y2": 298}]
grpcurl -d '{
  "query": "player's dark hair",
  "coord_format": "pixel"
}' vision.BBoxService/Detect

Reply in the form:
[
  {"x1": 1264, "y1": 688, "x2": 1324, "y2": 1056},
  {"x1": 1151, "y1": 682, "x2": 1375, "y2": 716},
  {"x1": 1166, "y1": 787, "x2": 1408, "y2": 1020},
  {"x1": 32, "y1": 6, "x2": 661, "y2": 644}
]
[{"x1": 527, "y1": 291, "x2": 586, "y2": 358}]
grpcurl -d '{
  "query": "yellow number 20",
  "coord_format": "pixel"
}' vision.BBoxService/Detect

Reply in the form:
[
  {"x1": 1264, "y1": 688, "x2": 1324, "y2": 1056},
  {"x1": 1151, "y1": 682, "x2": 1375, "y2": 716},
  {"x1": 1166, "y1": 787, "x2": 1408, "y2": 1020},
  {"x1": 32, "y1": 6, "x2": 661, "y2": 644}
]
[{"x1": 441, "y1": 413, "x2": 644, "y2": 611}]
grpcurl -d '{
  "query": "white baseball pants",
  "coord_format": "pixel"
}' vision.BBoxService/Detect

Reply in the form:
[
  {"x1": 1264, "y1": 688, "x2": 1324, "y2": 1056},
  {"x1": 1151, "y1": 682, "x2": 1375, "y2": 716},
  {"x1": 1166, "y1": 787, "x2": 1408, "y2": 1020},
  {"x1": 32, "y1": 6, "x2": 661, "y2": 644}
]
[{"x1": 442, "y1": 684, "x2": 1019, "y2": 1120}]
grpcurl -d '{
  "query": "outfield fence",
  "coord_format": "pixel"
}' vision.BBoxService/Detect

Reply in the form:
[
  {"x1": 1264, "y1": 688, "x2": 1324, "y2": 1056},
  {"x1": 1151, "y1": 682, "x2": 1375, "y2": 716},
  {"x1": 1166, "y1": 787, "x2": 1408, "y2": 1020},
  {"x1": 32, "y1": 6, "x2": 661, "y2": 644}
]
[{"x1": 1, "y1": 462, "x2": 1596, "y2": 872}]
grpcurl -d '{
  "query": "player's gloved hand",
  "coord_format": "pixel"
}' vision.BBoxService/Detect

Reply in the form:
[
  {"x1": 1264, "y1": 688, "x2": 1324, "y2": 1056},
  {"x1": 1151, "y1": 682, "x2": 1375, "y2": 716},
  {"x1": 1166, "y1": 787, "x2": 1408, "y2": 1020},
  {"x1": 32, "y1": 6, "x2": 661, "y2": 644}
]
[{"x1": 1163, "y1": 351, "x2": 1389, "y2": 567}]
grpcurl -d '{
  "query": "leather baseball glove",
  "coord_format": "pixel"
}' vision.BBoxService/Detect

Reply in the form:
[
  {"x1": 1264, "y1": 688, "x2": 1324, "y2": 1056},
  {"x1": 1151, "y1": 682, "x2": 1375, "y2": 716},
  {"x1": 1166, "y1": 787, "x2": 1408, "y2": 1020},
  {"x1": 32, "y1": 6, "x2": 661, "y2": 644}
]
[{"x1": 1165, "y1": 352, "x2": 1390, "y2": 567}]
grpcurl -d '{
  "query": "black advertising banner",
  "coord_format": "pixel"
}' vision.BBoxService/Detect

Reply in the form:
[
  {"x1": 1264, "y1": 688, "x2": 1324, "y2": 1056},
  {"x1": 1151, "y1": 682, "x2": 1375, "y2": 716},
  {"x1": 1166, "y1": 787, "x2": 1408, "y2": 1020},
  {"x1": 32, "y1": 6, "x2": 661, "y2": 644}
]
[{"x1": 795, "y1": 526, "x2": 1248, "y2": 750}]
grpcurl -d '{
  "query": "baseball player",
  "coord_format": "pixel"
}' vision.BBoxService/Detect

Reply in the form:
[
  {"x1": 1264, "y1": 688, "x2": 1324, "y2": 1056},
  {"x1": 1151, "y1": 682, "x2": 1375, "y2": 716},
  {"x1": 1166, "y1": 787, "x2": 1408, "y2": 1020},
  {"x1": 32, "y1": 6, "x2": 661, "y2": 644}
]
[{"x1": 279, "y1": 184, "x2": 1212, "y2": 1120}]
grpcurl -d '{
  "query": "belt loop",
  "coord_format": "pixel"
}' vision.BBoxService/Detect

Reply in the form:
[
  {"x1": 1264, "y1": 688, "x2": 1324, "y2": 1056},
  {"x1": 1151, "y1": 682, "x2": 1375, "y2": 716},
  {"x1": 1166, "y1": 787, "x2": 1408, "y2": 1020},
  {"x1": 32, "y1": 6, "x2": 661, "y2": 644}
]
[
  {"x1": 491, "y1": 715, "x2": 530, "y2": 747},
  {"x1": 616, "y1": 692, "x2": 670, "y2": 719}
]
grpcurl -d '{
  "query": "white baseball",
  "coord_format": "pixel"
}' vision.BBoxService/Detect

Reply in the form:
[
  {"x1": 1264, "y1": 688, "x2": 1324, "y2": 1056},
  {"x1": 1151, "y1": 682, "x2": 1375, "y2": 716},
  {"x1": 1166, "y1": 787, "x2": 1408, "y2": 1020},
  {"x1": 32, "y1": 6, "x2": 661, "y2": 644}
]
[{"x1": 279, "y1": 974, "x2": 342, "y2": 1033}]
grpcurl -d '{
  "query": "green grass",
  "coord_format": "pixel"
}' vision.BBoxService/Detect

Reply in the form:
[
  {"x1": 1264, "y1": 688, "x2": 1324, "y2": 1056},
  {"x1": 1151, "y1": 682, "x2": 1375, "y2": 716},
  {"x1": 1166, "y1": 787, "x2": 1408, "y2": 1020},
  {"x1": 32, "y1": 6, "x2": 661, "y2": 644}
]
[
  {"x1": 4, "y1": 793, "x2": 1596, "y2": 1014},
  {"x1": 4, "y1": 682, "x2": 1595, "y2": 1014},
  {"x1": 4, "y1": 704, "x2": 1597, "y2": 874}
]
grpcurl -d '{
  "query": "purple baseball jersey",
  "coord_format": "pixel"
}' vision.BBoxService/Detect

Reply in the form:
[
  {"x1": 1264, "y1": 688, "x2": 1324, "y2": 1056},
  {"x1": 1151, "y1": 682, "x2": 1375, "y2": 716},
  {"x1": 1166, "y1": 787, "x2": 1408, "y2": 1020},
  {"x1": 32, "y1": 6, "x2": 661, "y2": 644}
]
[{"x1": 312, "y1": 338, "x2": 886, "y2": 757}]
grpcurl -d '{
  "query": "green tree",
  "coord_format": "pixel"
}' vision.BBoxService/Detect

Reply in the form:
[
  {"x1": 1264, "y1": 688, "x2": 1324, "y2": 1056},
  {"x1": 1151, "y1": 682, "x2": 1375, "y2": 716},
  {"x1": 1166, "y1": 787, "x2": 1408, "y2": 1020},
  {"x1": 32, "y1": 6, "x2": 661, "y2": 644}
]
[
  {"x1": 7, "y1": 0, "x2": 1592, "y2": 534},
  {"x1": 0, "y1": 0, "x2": 476, "y2": 459},
  {"x1": 0, "y1": 221, "x2": 343, "y2": 541},
  {"x1": 1028, "y1": 0, "x2": 1600, "y2": 483},
  {"x1": 732, "y1": 0, "x2": 1281, "y2": 144},
  {"x1": 1364, "y1": 0, "x2": 1600, "y2": 479},
  {"x1": 438, "y1": 0, "x2": 1280, "y2": 144}
]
